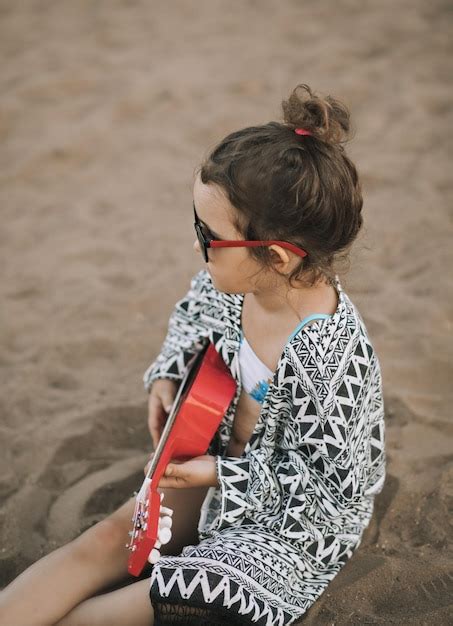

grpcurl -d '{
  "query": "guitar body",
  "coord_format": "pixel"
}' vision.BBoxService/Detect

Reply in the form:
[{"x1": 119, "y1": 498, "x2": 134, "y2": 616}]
[{"x1": 127, "y1": 341, "x2": 237, "y2": 576}]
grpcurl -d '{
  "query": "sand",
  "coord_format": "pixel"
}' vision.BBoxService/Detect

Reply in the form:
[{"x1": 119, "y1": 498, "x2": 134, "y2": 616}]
[{"x1": 1, "y1": 0, "x2": 452, "y2": 623}]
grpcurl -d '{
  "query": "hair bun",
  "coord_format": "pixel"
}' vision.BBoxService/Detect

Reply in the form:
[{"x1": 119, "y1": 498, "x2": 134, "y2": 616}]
[{"x1": 282, "y1": 83, "x2": 351, "y2": 144}]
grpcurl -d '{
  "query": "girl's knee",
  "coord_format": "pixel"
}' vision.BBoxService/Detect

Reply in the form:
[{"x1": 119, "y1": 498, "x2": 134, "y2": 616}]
[{"x1": 73, "y1": 512, "x2": 131, "y2": 564}]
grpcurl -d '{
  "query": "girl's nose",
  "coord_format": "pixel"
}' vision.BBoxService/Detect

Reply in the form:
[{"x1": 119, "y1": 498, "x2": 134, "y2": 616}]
[{"x1": 193, "y1": 239, "x2": 200, "y2": 253}]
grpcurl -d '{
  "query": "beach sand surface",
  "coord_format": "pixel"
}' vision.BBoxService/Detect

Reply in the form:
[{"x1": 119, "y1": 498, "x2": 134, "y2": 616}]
[{"x1": 1, "y1": 1, "x2": 452, "y2": 623}]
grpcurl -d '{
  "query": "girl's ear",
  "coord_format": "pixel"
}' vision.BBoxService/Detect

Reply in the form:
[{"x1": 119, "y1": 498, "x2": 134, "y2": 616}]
[{"x1": 268, "y1": 244, "x2": 291, "y2": 268}]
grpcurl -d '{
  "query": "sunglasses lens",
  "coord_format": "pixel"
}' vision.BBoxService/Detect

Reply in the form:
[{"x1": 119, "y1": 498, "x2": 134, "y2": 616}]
[
  {"x1": 195, "y1": 223, "x2": 209, "y2": 262},
  {"x1": 200, "y1": 236, "x2": 208, "y2": 262}
]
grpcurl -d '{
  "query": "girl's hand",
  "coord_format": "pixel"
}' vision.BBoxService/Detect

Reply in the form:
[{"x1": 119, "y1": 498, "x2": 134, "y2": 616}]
[
  {"x1": 154, "y1": 455, "x2": 219, "y2": 489},
  {"x1": 147, "y1": 379, "x2": 179, "y2": 448},
  {"x1": 144, "y1": 452, "x2": 155, "y2": 476}
]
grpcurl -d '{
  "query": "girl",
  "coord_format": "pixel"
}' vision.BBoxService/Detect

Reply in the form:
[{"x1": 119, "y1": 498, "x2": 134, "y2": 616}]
[{"x1": 0, "y1": 83, "x2": 386, "y2": 625}]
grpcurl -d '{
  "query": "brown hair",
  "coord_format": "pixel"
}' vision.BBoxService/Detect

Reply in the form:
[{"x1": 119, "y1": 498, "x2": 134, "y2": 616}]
[{"x1": 196, "y1": 83, "x2": 363, "y2": 288}]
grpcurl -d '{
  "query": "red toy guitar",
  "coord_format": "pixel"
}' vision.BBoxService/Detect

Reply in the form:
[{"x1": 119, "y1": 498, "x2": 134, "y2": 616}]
[{"x1": 127, "y1": 341, "x2": 237, "y2": 576}]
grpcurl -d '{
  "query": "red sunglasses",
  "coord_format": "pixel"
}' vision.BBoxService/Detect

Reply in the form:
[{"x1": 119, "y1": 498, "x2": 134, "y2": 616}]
[{"x1": 193, "y1": 203, "x2": 308, "y2": 263}]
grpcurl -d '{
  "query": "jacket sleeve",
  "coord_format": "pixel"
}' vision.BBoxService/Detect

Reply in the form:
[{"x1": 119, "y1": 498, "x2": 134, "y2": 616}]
[
  {"x1": 143, "y1": 269, "x2": 211, "y2": 392},
  {"x1": 213, "y1": 339, "x2": 386, "y2": 537}
]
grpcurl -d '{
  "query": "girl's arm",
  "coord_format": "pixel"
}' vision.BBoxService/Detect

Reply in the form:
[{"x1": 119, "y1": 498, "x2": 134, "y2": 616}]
[{"x1": 143, "y1": 269, "x2": 210, "y2": 391}]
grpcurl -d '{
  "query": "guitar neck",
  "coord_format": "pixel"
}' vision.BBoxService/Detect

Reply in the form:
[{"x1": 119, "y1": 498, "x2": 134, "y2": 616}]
[{"x1": 145, "y1": 344, "x2": 208, "y2": 480}]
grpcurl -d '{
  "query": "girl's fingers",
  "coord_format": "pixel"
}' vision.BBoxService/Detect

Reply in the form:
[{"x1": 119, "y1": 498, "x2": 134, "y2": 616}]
[
  {"x1": 149, "y1": 391, "x2": 174, "y2": 413},
  {"x1": 146, "y1": 384, "x2": 177, "y2": 467},
  {"x1": 158, "y1": 475, "x2": 184, "y2": 489},
  {"x1": 149, "y1": 427, "x2": 158, "y2": 450},
  {"x1": 156, "y1": 387, "x2": 176, "y2": 414},
  {"x1": 163, "y1": 397, "x2": 174, "y2": 414},
  {"x1": 143, "y1": 451, "x2": 155, "y2": 475},
  {"x1": 164, "y1": 463, "x2": 176, "y2": 477},
  {"x1": 148, "y1": 402, "x2": 165, "y2": 448},
  {"x1": 155, "y1": 462, "x2": 184, "y2": 488}
]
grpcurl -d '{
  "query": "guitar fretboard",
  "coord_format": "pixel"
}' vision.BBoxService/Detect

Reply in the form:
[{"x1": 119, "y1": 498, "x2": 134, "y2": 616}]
[{"x1": 145, "y1": 344, "x2": 208, "y2": 479}]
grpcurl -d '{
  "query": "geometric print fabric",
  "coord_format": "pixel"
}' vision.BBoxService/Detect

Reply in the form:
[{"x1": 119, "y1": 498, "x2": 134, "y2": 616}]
[{"x1": 143, "y1": 269, "x2": 386, "y2": 624}]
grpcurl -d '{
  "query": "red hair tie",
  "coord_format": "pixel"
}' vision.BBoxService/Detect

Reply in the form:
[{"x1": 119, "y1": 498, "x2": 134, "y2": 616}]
[{"x1": 294, "y1": 128, "x2": 312, "y2": 136}]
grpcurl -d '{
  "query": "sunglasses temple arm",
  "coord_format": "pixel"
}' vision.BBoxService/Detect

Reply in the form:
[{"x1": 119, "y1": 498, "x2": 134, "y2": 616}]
[{"x1": 210, "y1": 240, "x2": 307, "y2": 258}]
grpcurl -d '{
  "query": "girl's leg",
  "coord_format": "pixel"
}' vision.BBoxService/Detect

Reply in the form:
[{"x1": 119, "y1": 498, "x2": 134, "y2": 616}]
[
  {"x1": 0, "y1": 486, "x2": 209, "y2": 626},
  {"x1": 56, "y1": 578, "x2": 153, "y2": 626},
  {"x1": 0, "y1": 497, "x2": 136, "y2": 626},
  {"x1": 158, "y1": 486, "x2": 210, "y2": 557}
]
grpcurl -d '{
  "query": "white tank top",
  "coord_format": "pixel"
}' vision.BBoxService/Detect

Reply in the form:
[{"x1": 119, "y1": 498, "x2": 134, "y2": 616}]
[
  {"x1": 239, "y1": 313, "x2": 332, "y2": 404},
  {"x1": 238, "y1": 335, "x2": 274, "y2": 404}
]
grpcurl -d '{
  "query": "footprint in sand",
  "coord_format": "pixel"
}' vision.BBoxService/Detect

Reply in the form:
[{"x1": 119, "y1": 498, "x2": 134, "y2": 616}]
[
  {"x1": 371, "y1": 568, "x2": 453, "y2": 618},
  {"x1": 45, "y1": 457, "x2": 148, "y2": 544},
  {"x1": 414, "y1": 571, "x2": 453, "y2": 609},
  {"x1": 37, "y1": 403, "x2": 152, "y2": 545}
]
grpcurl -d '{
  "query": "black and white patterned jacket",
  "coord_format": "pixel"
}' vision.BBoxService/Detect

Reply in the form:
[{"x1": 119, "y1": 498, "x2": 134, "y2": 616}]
[{"x1": 143, "y1": 269, "x2": 386, "y2": 550}]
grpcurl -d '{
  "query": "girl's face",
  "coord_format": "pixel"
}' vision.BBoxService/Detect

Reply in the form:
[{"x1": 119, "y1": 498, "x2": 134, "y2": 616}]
[{"x1": 192, "y1": 174, "x2": 268, "y2": 294}]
